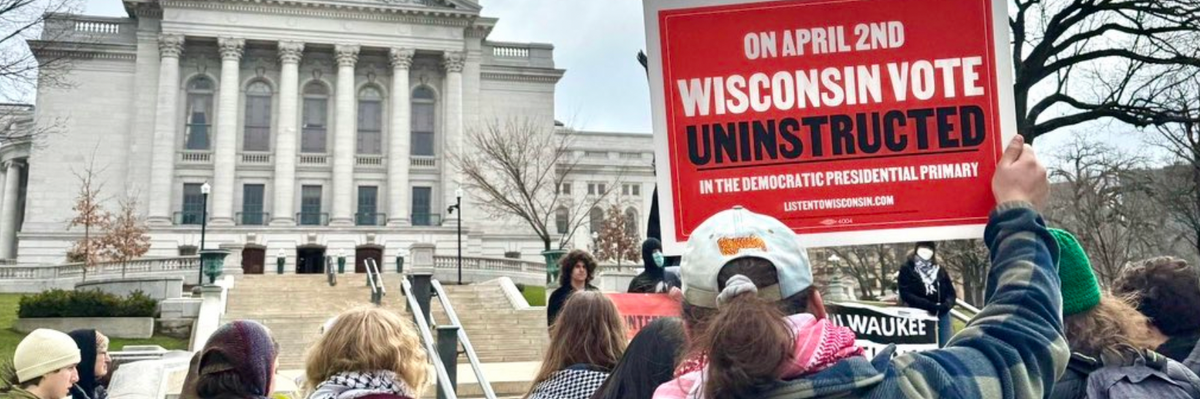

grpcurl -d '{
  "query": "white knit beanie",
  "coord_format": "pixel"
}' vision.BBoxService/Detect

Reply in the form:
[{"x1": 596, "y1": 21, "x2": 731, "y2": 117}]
[{"x1": 14, "y1": 329, "x2": 81, "y2": 383}]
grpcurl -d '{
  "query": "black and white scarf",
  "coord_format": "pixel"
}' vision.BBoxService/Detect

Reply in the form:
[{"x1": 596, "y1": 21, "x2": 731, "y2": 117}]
[
  {"x1": 308, "y1": 370, "x2": 418, "y2": 399},
  {"x1": 915, "y1": 258, "x2": 939, "y2": 296},
  {"x1": 526, "y1": 368, "x2": 610, "y2": 399}
]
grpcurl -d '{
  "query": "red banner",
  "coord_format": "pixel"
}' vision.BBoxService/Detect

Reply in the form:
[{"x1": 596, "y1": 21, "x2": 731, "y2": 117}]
[
  {"x1": 644, "y1": 0, "x2": 1017, "y2": 253},
  {"x1": 607, "y1": 293, "x2": 682, "y2": 338}
]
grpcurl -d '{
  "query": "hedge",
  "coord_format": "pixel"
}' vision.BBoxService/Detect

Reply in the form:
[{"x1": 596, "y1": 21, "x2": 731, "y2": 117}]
[{"x1": 18, "y1": 289, "x2": 158, "y2": 318}]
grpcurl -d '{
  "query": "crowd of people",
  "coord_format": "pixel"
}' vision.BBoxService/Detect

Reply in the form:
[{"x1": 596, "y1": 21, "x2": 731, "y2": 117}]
[{"x1": 3, "y1": 135, "x2": 1200, "y2": 398}]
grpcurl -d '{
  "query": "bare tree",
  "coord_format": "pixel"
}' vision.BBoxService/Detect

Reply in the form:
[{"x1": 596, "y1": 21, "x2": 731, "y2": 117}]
[
  {"x1": 594, "y1": 202, "x2": 639, "y2": 268},
  {"x1": 1, "y1": 0, "x2": 86, "y2": 143},
  {"x1": 101, "y1": 195, "x2": 150, "y2": 277},
  {"x1": 828, "y1": 244, "x2": 904, "y2": 300},
  {"x1": 67, "y1": 151, "x2": 110, "y2": 279},
  {"x1": 939, "y1": 239, "x2": 990, "y2": 307},
  {"x1": 454, "y1": 118, "x2": 621, "y2": 252},
  {"x1": 1148, "y1": 78, "x2": 1200, "y2": 261},
  {"x1": 1044, "y1": 137, "x2": 1166, "y2": 285},
  {"x1": 1011, "y1": 0, "x2": 1200, "y2": 143}
]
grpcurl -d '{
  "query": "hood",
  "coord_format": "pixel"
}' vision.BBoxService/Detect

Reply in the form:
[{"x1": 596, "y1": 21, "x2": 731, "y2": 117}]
[
  {"x1": 641, "y1": 238, "x2": 663, "y2": 274},
  {"x1": 67, "y1": 329, "x2": 98, "y2": 396}
]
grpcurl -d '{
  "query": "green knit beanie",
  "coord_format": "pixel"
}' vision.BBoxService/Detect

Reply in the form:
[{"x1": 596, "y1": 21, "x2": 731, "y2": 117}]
[{"x1": 1049, "y1": 228, "x2": 1100, "y2": 316}]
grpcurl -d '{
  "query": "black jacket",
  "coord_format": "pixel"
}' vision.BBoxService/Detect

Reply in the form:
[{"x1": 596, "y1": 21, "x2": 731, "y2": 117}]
[
  {"x1": 897, "y1": 257, "x2": 956, "y2": 315},
  {"x1": 1159, "y1": 332, "x2": 1200, "y2": 363},
  {"x1": 547, "y1": 284, "x2": 597, "y2": 326},
  {"x1": 628, "y1": 239, "x2": 672, "y2": 294}
]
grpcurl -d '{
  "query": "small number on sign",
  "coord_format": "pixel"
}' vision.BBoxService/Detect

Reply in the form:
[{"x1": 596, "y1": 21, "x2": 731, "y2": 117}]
[{"x1": 819, "y1": 218, "x2": 854, "y2": 226}]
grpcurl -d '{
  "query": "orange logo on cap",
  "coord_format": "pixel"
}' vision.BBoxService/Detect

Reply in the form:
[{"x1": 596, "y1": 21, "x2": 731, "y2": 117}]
[{"x1": 718, "y1": 236, "x2": 767, "y2": 256}]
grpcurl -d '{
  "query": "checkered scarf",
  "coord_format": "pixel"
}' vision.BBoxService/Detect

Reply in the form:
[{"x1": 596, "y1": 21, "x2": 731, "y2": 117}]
[
  {"x1": 308, "y1": 370, "x2": 416, "y2": 399},
  {"x1": 915, "y1": 258, "x2": 940, "y2": 296}
]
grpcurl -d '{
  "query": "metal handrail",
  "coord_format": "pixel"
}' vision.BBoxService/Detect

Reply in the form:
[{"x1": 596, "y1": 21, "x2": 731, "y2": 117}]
[
  {"x1": 402, "y1": 279, "x2": 458, "y2": 399},
  {"x1": 431, "y1": 280, "x2": 497, "y2": 399},
  {"x1": 955, "y1": 298, "x2": 982, "y2": 315},
  {"x1": 326, "y1": 256, "x2": 336, "y2": 286},
  {"x1": 365, "y1": 258, "x2": 385, "y2": 304}
]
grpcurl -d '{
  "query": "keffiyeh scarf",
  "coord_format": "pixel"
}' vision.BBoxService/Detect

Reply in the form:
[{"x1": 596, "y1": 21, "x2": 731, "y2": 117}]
[{"x1": 308, "y1": 370, "x2": 418, "y2": 399}]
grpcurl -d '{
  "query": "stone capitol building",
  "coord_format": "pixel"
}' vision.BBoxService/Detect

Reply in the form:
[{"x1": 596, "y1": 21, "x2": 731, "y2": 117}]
[{"x1": 5, "y1": 0, "x2": 657, "y2": 273}]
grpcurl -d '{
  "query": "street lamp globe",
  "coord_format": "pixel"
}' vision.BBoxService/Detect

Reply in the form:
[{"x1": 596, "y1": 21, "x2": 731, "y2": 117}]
[
  {"x1": 200, "y1": 182, "x2": 211, "y2": 194},
  {"x1": 828, "y1": 254, "x2": 841, "y2": 263}
]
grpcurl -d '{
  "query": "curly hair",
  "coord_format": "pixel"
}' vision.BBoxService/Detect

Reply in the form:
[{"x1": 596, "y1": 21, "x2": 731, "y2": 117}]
[
  {"x1": 303, "y1": 306, "x2": 428, "y2": 395},
  {"x1": 1063, "y1": 293, "x2": 1161, "y2": 364},
  {"x1": 558, "y1": 249, "x2": 598, "y2": 287},
  {"x1": 1112, "y1": 256, "x2": 1200, "y2": 336}
]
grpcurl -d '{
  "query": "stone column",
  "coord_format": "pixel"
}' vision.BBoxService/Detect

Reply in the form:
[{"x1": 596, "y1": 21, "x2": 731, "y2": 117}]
[
  {"x1": 387, "y1": 48, "x2": 414, "y2": 226},
  {"x1": 330, "y1": 44, "x2": 359, "y2": 226},
  {"x1": 210, "y1": 37, "x2": 244, "y2": 226},
  {"x1": 271, "y1": 41, "x2": 304, "y2": 226},
  {"x1": 0, "y1": 160, "x2": 22, "y2": 259},
  {"x1": 147, "y1": 34, "x2": 185, "y2": 226},
  {"x1": 441, "y1": 51, "x2": 465, "y2": 225}
]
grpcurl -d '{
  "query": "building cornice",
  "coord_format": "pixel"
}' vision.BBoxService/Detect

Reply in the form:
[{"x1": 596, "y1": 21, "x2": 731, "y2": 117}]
[
  {"x1": 28, "y1": 41, "x2": 138, "y2": 61},
  {"x1": 480, "y1": 66, "x2": 565, "y2": 84},
  {"x1": 161, "y1": 0, "x2": 478, "y2": 27}
]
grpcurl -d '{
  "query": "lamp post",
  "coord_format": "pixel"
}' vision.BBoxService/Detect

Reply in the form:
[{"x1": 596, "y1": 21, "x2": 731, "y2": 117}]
[
  {"x1": 198, "y1": 182, "x2": 211, "y2": 285},
  {"x1": 591, "y1": 231, "x2": 599, "y2": 254},
  {"x1": 446, "y1": 189, "x2": 462, "y2": 285},
  {"x1": 276, "y1": 249, "x2": 285, "y2": 275}
]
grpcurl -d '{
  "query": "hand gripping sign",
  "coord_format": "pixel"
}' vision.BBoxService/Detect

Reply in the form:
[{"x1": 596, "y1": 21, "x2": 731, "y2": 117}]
[{"x1": 643, "y1": 0, "x2": 1018, "y2": 254}]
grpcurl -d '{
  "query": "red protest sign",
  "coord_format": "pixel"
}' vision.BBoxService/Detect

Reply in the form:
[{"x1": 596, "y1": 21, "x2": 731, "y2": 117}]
[
  {"x1": 643, "y1": 0, "x2": 1017, "y2": 253},
  {"x1": 607, "y1": 293, "x2": 682, "y2": 339}
]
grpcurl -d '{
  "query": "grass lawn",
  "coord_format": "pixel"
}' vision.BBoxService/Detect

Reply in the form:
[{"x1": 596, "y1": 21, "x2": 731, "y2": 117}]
[
  {"x1": 0, "y1": 294, "x2": 188, "y2": 361},
  {"x1": 522, "y1": 285, "x2": 546, "y2": 307}
]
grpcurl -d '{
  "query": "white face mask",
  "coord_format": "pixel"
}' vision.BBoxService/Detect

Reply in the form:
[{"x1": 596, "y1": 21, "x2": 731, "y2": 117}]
[{"x1": 917, "y1": 248, "x2": 934, "y2": 261}]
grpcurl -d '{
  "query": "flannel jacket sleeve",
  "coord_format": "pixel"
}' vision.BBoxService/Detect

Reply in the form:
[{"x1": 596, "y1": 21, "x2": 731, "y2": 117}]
[{"x1": 874, "y1": 203, "x2": 1070, "y2": 399}]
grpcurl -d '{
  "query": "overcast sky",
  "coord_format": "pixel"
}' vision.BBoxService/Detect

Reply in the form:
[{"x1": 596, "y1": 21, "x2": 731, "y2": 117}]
[{"x1": 83, "y1": 0, "x2": 1156, "y2": 166}]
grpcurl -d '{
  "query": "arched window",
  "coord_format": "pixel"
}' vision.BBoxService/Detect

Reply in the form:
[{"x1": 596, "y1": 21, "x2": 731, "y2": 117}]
[
  {"x1": 301, "y1": 82, "x2": 329, "y2": 153},
  {"x1": 243, "y1": 80, "x2": 272, "y2": 152},
  {"x1": 184, "y1": 76, "x2": 215, "y2": 150},
  {"x1": 411, "y1": 86, "x2": 435, "y2": 156},
  {"x1": 357, "y1": 86, "x2": 384, "y2": 154},
  {"x1": 555, "y1": 206, "x2": 569, "y2": 234},
  {"x1": 589, "y1": 206, "x2": 604, "y2": 234},
  {"x1": 624, "y1": 207, "x2": 638, "y2": 237}
]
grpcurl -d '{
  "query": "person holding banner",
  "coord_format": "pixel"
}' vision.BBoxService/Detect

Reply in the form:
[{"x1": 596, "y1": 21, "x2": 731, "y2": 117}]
[
  {"x1": 548, "y1": 250, "x2": 601, "y2": 326},
  {"x1": 897, "y1": 241, "x2": 958, "y2": 347},
  {"x1": 655, "y1": 136, "x2": 1072, "y2": 399}
]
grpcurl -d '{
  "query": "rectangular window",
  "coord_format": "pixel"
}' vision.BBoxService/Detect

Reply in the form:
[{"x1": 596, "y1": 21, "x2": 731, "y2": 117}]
[
  {"x1": 622, "y1": 184, "x2": 630, "y2": 196},
  {"x1": 181, "y1": 183, "x2": 204, "y2": 225},
  {"x1": 301, "y1": 98, "x2": 327, "y2": 153},
  {"x1": 587, "y1": 183, "x2": 596, "y2": 196},
  {"x1": 241, "y1": 184, "x2": 265, "y2": 225},
  {"x1": 185, "y1": 93, "x2": 213, "y2": 150},
  {"x1": 300, "y1": 185, "x2": 323, "y2": 225},
  {"x1": 243, "y1": 96, "x2": 271, "y2": 152},
  {"x1": 411, "y1": 187, "x2": 432, "y2": 226},
  {"x1": 357, "y1": 101, "x2": 383, "y2": 154},
  {"x1": 356, "y1": 186, "x2": 379, "y2": 226},
  {"x1": 412, "y1": 103, "x2": 435, "y2": 156},
  {"x1": 598, "y1": 183, "x2": 607, "y2": 195},
  {"x1": 557, "y1": 182, "x2": 571, "y2": 195},
  {"x1": 585, "y1": 151, "x2": 607, "y2": 158},
  {"x1": 633, "y1": 184, "x2": 641, "y2": 196}
]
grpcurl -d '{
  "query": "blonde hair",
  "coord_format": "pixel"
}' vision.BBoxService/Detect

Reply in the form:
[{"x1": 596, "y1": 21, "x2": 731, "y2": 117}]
[
  {"x1": 1064, "y1": 292, "x2": 1162, "y2": 364},
  {"x1": 526, "y1": 291, "x2": 627, "y2": 398},
  {"x1": 303, "y1": 306, "x2": 429, "y2": 394}
]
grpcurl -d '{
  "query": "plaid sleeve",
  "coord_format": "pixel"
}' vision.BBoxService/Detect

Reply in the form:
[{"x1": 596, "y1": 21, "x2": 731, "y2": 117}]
[{"x1": 874, "y1": 203, "x2": 1070, "y2": 399}]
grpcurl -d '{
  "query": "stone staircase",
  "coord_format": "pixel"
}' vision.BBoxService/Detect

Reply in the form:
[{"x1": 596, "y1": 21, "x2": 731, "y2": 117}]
[
  {"x1": 222, "y1": 274, "x2": 387, "y2": 369},
  {"x1": 220, "y1": 274, "x2": 547, "y2": 397}
]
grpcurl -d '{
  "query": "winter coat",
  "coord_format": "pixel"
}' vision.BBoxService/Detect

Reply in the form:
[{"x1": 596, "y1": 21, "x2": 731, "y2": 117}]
[
  {"x1": 670, "y1": 203, "x2": 1068, "y2": 399},
  {"x1": 628, "y1": 239, "x2": 674, "y2": 294},
  {"x1": 1049, "y1": 350, "x2": 1200, "y2": 399},
  {"x1": 897, "y1": 257, "x2": 957, "y2": 315},
  {"x1": 526, "y1": 364, "x2": 610, "y2": 399},
  {"x1": 547, "y1": 284, "x2": 597, "y2": 326},
  {"x1": 0, "y1": 388, "x2": 39, "y2": 399}
]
